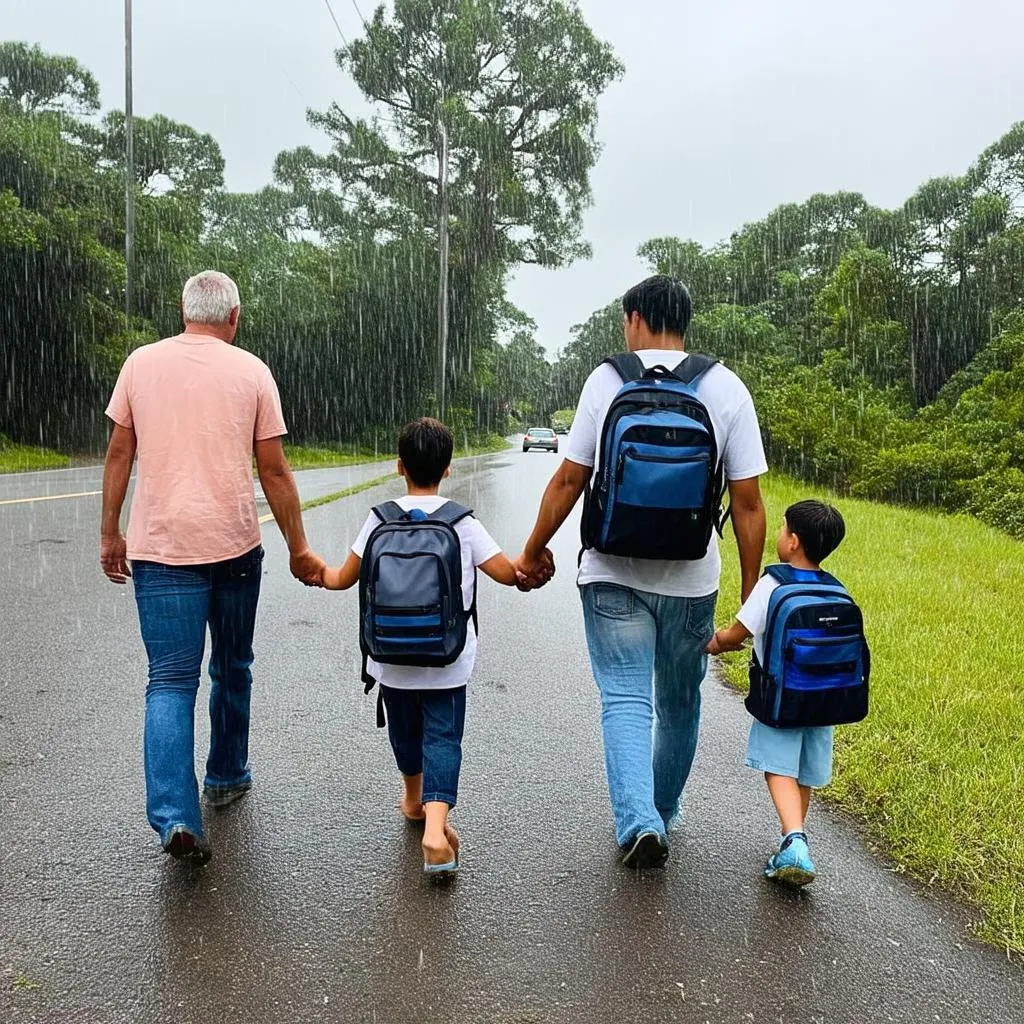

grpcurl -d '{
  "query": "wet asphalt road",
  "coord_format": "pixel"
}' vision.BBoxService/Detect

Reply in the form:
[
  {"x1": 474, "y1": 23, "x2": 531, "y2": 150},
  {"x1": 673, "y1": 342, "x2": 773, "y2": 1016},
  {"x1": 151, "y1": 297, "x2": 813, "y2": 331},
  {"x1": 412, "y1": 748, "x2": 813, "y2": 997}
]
[{"x1": 2, "y1": 445, "x2": 1023, "y2": 1024}]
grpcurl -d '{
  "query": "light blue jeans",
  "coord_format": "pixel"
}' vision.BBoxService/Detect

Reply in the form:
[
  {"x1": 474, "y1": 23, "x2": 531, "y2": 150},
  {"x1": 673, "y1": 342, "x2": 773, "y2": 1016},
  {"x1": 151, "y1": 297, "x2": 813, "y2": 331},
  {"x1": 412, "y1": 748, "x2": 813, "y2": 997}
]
[
  {"x1": 132, "y1": 546, "x2": 263, "y2": 844},
  {"x1": 580, "y1": 583, "x2": 717, "y2": 847}
]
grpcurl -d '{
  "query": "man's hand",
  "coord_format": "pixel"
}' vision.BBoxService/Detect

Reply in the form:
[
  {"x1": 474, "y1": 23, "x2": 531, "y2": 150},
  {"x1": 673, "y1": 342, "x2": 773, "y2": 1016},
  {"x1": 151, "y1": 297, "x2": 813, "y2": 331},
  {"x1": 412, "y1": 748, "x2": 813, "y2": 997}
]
[
  {"x1": 100, "y1": 532, "x2": 131, "y2": 584},
  {"x1": 290, "y1": 547, "x2": 326, "y2": 587},
  {"x1": 514, "y1": 548, "x2": 555, "y2": 590}
]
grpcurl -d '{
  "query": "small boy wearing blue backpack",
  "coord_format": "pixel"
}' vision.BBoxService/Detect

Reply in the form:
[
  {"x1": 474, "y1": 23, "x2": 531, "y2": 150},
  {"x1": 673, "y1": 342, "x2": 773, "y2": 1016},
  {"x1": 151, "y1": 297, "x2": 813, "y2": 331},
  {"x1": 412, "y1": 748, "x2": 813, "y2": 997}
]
[
  {"x1": 321, "y1": 418, "x2": 520, "y2": 875},
  {"x1": 707, "y1": 500, "x2": 869, "y2": 887}
]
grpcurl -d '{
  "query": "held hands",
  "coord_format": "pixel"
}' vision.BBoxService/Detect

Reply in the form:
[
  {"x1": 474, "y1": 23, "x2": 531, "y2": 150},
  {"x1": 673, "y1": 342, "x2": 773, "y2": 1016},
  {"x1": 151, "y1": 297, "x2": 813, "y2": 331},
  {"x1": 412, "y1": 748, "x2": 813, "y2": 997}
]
[
  {"x1": 513, "y1": 548, "x2": 556, "y2": 591},
  {"x1": 100, "y1": 532, "x2": 131, "y2": 584},
  {"x1": 290, "y1": 546, "x2": 326, "y2": 588}
]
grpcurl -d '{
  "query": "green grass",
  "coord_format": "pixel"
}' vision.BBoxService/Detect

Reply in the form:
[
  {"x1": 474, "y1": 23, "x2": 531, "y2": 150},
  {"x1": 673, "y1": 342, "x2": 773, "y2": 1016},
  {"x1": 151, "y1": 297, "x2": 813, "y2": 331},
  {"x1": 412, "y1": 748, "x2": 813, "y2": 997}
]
[
  {"x1": 287, "y1": 436, "x2": 512, "y2": 515},
  {"x1": 298, "y1": 474, "x2": 398, "y2": 513},
  {"x1": 0, "y1": 436, "x2": 70, "y2": 473},
  {"x1": 283, "y1": 444, "x2": 392, "y2": 471},
  {"x1": 283, "y1": 434, "x2": 510, "y2": 472},
  {"x1": 715, "y1": 474, "x2": 1024, "y2": 954}
]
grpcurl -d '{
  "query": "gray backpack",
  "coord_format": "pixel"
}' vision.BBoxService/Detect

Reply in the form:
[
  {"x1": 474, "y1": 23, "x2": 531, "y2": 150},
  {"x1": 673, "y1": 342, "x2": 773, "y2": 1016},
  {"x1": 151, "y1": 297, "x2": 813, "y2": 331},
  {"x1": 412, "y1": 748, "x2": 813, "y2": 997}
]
[{"x1": 358, "y1": 501, "x2": 476, "y2": 722}]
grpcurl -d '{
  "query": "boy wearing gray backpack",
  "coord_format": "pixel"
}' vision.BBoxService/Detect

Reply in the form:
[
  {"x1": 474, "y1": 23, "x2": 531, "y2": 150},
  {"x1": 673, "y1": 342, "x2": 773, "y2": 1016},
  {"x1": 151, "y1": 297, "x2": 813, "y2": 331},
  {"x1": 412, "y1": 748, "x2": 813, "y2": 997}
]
[{"x1": 321, "y1": 418, "x2": 521, "y2": 875}]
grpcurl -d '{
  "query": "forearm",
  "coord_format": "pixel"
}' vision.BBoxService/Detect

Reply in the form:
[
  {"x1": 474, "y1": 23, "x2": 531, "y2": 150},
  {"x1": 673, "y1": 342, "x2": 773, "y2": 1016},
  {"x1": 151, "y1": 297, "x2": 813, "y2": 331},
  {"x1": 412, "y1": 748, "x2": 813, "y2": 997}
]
[
  {"x1": 100, "y1": 454, "x2": 133, "y2": 537},
  {"x1": 709, "y1": 620, "x2": 751, "y2": 653},
  {"x1": 259, "y1": 468, "x2": 309, "y2": 554},
  {"x1": 480, "y1": 553, "x2": 518, "y2": 587},
  {"x1": 732, "y1": 497, "x2": 766, "y2": 602},
  {"x1": 524, "y1": 465, "x2": 588, "y2": 560}
]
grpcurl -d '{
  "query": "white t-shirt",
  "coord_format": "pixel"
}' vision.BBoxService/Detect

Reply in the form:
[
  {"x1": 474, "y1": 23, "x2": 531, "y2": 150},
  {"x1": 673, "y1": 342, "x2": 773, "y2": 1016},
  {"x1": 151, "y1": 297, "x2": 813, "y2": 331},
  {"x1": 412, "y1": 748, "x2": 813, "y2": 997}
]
[
  {"x1": 565, "y1": 350, "x2": 769, "y2": 597},
  {"x1": 351, "y1": 495, "x2": 502, "y2": 690},
  {"x1": 736, "y1": 574, "x2": 781, "y2": 664}
]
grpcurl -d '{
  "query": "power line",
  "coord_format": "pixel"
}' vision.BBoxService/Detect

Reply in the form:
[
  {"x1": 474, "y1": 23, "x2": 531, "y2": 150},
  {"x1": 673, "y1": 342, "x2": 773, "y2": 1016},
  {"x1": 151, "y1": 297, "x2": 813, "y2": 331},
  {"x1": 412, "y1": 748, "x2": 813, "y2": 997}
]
[
  {"x1": 348, "y1": 0, "x2": 370, "y2": 32},
  {"x1": 321, "y1": 0, "x2": 349, "y2": 47}
]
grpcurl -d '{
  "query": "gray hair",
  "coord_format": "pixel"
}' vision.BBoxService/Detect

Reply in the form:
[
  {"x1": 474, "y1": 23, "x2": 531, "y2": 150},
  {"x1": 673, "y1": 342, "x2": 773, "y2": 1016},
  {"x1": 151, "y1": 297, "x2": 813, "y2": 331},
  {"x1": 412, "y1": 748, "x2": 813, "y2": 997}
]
[{"x1": 181, "y1": 271, "x2": 240, "y2": 325}]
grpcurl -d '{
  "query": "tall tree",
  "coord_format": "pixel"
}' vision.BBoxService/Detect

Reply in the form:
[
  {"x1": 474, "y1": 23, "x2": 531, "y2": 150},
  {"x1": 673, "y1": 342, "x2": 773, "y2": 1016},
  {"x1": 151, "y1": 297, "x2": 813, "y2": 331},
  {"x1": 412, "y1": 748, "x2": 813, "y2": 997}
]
[{"x1": 275, "y1": 0, "x2": 622, "y2": 404}]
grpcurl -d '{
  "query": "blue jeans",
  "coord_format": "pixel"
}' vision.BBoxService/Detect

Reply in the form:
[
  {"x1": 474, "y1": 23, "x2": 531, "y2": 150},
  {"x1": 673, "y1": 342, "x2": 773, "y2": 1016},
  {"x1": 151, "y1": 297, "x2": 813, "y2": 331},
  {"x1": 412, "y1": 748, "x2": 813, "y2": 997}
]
[
  {"x1": 132, "y1": 546, "x2": 263, "y2": 842},
  {"x1": 580, "y1": 583, "x2": 717, "y2": 847},
  {"x1": 380, "y1": 685, "x2": 467, "y2": 807}
]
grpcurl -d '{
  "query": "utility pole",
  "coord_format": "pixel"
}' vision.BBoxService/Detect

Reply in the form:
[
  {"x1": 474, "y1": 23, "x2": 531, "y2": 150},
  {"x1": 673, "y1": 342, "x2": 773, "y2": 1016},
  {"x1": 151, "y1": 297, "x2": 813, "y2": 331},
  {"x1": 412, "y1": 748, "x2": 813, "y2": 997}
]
[
  {"x1": 436, "y1": 118, "x2": 450, "y2": 421},
  {"x1": 124, "y1": 0, "x2": 135, "y2": 320}
]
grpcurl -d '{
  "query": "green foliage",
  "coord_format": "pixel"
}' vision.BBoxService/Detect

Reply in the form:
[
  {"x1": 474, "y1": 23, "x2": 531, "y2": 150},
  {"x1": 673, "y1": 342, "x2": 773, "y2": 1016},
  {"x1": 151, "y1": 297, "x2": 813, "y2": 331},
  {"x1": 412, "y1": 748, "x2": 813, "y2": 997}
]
[
  {"x1": 0, "y1": 434, "x2": 70, "y2": 472},
  {"x1": 1, "y1": 24, "x2": 621, "y2": 452},
  {"x1": 551, "y1": 121, "x2": 1024, "y2": 543},
  {"x1": 0, "y1": 41, "x2": 98, "y2": 114},
  {"x1": 550, "y1": 407, "x2": 574, "y2": 430}
]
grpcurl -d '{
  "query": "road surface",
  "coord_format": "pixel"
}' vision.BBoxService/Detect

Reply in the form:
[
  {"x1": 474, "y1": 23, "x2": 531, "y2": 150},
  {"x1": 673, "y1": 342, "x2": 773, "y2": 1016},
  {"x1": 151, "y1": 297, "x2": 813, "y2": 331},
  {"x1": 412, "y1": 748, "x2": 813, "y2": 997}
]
[{"x1": 2, "y1": 445, "x2": 1022, "y2": 1023}]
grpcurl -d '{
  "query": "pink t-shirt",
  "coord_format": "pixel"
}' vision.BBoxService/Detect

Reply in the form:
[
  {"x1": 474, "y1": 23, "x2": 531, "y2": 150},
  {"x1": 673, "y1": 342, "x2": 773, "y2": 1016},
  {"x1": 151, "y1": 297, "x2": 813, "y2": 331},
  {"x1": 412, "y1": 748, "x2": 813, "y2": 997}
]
[{"x1": 105, "y1": 333, "x2": 287, "y2": 565}]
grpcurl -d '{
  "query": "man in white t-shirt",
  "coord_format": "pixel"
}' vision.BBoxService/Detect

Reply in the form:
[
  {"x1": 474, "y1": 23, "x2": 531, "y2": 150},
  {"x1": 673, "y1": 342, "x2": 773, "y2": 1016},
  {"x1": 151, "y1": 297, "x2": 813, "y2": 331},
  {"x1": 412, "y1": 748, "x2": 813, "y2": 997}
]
[{"x1": 516, "y1": 275, "x2": 768, "y2": 869}]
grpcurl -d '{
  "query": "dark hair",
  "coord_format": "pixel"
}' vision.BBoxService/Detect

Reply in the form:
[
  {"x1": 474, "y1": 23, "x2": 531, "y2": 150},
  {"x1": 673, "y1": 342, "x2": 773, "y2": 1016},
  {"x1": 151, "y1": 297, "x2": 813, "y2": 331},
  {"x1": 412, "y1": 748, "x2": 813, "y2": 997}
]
[
  {"x1": 398, "y1": 417, "x2": 454, "y2": 487},
  {"x1": 622, "y1": 275, "x2": 693, "y2": 337},
  {"x1": 784, "y1": 500, "x2": 846, "y2": 565}
]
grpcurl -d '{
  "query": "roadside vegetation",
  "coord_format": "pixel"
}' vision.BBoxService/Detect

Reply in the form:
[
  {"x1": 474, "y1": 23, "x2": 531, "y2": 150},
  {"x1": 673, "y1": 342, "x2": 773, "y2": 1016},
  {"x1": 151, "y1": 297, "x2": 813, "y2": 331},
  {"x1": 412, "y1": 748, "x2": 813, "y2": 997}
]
[
  {"x1": 284, "y1": 434, "x2": 509, "y2": 472},
  {"x1": 715, "y1": 473, "x2": 1024, "y2": 955},
  {"x1": 0, "y1": 435, "x2": 70, "y2": 473}
]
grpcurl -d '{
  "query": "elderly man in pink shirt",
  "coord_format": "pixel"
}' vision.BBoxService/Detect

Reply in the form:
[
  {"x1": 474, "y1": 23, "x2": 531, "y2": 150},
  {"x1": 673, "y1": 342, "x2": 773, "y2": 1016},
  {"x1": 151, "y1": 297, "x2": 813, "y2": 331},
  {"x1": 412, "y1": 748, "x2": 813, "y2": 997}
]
[{"x1": 100, "y1": 270, "x2": 324, "y2": 865}]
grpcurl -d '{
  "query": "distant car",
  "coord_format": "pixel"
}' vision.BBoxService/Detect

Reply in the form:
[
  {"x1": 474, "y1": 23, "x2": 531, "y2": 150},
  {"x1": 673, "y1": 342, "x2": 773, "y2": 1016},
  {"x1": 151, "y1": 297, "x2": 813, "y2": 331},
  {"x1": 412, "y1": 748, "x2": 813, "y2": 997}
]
[
  {"x1": 523, "y1": 427, "x2": 559, "y2": 453},
  {"x1": 553, "y1": 425, "x2": 569, "y2": 435}
]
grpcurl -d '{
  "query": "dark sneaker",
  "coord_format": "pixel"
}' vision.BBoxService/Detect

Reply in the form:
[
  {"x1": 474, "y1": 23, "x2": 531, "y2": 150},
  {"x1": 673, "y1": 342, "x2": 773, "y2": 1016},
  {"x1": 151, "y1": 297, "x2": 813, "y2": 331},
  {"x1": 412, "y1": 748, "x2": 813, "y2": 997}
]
[
  {"x1": 162, "y1": 826, "x2": 212, "y2": 866},
  {"x1": 203, "y1": 780, "x2": 252, "y2": 809},
  {"x1": 621, "y1": 830, "x2": 669, "y2": 869}
]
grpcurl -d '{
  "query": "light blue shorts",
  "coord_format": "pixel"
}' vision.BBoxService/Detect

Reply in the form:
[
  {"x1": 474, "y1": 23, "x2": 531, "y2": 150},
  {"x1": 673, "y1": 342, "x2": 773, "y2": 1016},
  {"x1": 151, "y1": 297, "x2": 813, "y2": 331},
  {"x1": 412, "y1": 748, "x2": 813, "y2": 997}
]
[{"x1": 745, "y1": 720, "x2": 834, "y2": 788}]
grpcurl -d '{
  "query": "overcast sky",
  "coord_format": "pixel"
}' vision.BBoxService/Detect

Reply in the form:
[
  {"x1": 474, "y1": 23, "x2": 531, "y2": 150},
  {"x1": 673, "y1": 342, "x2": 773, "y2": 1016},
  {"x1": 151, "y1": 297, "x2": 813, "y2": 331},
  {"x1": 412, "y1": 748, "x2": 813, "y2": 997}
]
[{"x1": 6, "y1": 0, "x2": 1024, "y2": 352}]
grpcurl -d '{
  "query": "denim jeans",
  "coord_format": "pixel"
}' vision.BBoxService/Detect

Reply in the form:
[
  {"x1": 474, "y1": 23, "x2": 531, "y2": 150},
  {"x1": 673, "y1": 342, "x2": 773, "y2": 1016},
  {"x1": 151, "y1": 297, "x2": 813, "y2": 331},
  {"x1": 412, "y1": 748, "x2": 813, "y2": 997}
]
[
  {"x1": 379, "y1": 685, "x2": 467, "y2": 807},
  {"x1": 580, "y1": 582, "x2": 717, "y2": 847},
  {"x1": 132, "y1": 546, "x2": 263, "y2": 842}
]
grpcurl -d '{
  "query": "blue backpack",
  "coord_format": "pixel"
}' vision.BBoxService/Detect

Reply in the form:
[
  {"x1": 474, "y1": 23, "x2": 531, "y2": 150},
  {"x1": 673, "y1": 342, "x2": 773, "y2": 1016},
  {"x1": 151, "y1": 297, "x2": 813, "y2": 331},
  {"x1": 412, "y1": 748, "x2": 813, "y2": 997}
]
[
  {"x1": 359, "y1": 501, "x2": 476, "y2": 721},
  {"x1": 581, "y1": 353, "x2": 725, "y2": 560},
  {"x1": 746, "y1": 564, "x2": 870, "y2": 729}
]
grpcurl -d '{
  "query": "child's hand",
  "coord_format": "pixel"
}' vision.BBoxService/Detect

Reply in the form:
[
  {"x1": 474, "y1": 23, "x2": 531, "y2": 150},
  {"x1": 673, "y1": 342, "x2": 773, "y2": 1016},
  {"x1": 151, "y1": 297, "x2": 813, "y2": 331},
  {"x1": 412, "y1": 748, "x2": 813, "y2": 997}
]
[{"x1": 707, "y1": 624, "x2": 751, "y2": 654}]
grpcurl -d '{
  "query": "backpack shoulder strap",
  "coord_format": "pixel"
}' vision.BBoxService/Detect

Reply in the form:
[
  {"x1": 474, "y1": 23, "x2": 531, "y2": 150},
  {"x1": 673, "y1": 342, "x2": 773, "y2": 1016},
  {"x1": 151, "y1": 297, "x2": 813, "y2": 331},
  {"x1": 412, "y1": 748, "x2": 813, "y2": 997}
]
[
  {"x1": 673, "y1": 352, "x2": 719, "y2": 386},
  {"x1": 371, "y1": 501, "x2": 407, "y2": 524},
  {"x1": 765, "y1": 563, "x2": 844, "y2": 589},
  {"x1": 427, "y1": 500, "x2": 474, "y2": 526},
  {"x1": 764, "y1": 563, "x2": 797, "y2": 585},
  {"x1": 602, "y1": 352, "x2": 645, "y2": 384},
  {"x1": 429, "y1": 501, "x2": 478, "y2": 629}
]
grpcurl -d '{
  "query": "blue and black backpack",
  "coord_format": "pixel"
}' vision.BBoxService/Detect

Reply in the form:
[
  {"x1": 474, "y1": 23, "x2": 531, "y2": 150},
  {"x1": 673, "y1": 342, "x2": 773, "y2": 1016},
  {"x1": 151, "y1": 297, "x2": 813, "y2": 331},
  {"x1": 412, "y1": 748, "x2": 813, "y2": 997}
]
[
  {"x1": 746, "y1": 564, "x2": 870, "y2": 729},
  {"x1": 359, "y1": 501, "x2": 476, "y2": 723},
  {"x1": 581, "y1": 352, "x2": 725, "y2": 560}
]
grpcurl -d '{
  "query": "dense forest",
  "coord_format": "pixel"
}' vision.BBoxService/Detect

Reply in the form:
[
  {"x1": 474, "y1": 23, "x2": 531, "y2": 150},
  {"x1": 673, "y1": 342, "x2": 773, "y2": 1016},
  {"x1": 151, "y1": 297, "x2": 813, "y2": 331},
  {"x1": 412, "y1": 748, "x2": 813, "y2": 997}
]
[
  {"x1": 0, "y1": 1, "x2": 622, "y2": 450},
  {"x1": 538, "y1": 128, "x2": 1024, "y2": 539},
  {"x1": 2, "y1": 9, "x2": 1023, "y2": 539}
]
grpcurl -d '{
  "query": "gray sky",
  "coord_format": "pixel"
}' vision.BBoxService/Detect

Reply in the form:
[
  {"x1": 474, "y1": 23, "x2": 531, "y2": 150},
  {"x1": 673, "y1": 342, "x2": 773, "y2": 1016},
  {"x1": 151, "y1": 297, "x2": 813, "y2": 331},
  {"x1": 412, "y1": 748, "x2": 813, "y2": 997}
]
[{"x1": 6, "y1": 0, "x2": 1024, "y2": 352}]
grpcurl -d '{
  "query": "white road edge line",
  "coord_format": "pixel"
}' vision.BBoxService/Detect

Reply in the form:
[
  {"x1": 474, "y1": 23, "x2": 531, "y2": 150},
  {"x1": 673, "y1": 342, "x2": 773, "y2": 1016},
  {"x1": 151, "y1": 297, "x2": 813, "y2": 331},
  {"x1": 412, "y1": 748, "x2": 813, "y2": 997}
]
[{"x1": 0, "y1": 489, "x2": 103, "y2": 506}]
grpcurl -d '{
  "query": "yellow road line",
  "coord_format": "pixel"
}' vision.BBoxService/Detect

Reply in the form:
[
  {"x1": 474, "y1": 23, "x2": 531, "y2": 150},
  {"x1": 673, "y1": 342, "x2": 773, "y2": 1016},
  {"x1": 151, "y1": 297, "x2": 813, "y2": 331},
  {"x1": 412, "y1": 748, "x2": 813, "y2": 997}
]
[
  {"x1": 0, "y1": 489, "x2": 102, "y2": 506},
  {"x1": 258, "y1": 512, "x2": 274, "y2": 524}
]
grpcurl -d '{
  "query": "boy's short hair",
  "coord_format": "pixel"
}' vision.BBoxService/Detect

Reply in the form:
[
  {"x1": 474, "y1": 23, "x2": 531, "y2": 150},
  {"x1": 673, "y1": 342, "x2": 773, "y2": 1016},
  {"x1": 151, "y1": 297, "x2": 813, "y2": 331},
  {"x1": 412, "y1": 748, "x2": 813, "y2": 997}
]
[
  {"x1": 622, "y1": 275, "x2": 693, "y2": 337},
  {"x1": 398, "y1": 417, "x2": 454, "y2": 488},
  {"x1": 785, "y1": 500, "x2": 846, "y2": 565}
]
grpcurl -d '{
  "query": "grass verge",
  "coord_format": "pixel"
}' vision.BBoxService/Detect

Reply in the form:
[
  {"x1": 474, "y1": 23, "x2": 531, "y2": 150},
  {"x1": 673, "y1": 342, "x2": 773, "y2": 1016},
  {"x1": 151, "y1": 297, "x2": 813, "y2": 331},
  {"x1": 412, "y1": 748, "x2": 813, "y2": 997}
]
[
  {"x1": 714, "y1": 473, "x2": 1024, "y2": 955},
  {"x1": 282, "y1": 434, "x2": 510, "y2": 472},
  {"x1": 0, "y1": 436, "x2": 71, "y2": 473},
  {"x1": 262, "y1": 440, "x2": 511, "y2": 523},
  {"x1": 300, "y1": 474, "x2": 398, "y2": 513}
]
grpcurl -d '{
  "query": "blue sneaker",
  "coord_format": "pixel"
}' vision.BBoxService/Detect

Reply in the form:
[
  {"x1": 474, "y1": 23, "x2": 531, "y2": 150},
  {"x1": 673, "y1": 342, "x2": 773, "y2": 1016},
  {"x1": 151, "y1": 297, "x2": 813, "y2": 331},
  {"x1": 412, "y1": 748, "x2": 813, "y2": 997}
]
[{"x1": 765, "y1": 832, "x2": 816, "y2": 887}]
